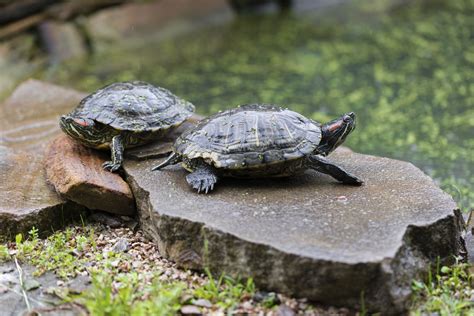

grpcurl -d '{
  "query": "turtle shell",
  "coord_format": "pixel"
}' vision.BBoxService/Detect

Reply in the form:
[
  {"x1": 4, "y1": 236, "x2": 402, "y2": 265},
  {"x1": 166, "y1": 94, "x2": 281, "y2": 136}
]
[
  {"x1": 70, "y1": 81, "x2": 194, "y2": 132},
  {"x1": 175, "y1": 104, "x2": 322, "y2": 169}
]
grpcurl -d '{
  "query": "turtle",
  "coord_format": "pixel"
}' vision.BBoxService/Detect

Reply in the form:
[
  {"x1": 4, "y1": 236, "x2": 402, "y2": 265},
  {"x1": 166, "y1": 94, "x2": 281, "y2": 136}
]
[
  {"x1": 60, "y1": 81, "x2": 195, "y2": 172},
  {"x1": 152, "y1": 103, "x2": 363, "y2": 193}
]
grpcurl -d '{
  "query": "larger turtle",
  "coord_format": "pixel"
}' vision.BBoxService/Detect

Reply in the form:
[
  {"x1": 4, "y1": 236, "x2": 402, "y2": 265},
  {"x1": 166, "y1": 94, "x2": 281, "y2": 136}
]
[
  {"x1": 60, "y1": 81, "x2": 195, "y2": 172},
  {"x1": 152, "y1": 104, "x2": 362, "y2": 193}
]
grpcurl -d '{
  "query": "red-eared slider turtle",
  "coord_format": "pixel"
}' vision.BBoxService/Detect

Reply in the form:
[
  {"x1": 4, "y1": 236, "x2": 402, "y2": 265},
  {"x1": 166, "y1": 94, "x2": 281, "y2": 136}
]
[
  {"x1": 60, "y1": 81, "x2": 195, "y2": 172},
  {"x1": 152, "y1": 104, "x2": 362, "y2": 193}
]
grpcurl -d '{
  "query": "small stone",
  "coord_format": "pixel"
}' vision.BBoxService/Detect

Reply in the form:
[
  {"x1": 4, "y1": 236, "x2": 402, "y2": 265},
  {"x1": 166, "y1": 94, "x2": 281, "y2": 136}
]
[
  {"x1": 45, "y1": 135, "x2": 136, "y2": 215},
  {"x1": 276, "y1": 305, "x2": 295, "y2": 316},
  {"x1": 125, "y1": 220, "x2": 139, "y2": 231},
  {"x1": 241, "y1": 300, "x2": 253, "y2": 310},
  {"x1": 118, "y1": 262, "x2": 131, "y2": 272},
  {"x1": 66, "y1": 275, "x2": 91, "y2": 294},
  {"x1": 90, "y1": 212, "x2": 123, "y2": 228},
  {"x1": 24, "y1": 279, "x2": 41, "y2": 291},
  {"x1": 112, "y1": 238, "x2": 129, "y2": 253},
  {"x1": 180, "y1": 305, "x2": 201, "y2": 315},
  {"x1": 192, "y1": 298, "x2": 212, "y2": 308},
  {"x1": 71, "y1": 249, "x2": 82, "y2": 257},
  {"x1": 132, "y1": 261, "x2": 142, "y2": 269},
  {"x1": 254, "y1": 291, "x2": 280, "y2": 306},
  {"x1": 46, "y1": 286, "x2": 69, "y2": 300}
]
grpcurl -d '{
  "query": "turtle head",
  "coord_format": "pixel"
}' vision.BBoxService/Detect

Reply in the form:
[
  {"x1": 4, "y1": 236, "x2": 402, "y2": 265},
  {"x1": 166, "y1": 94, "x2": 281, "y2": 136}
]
[
  {"x1": 59, "y1": 115, "x2": 104, "y2": 146},
  {"x1": 317, "y1": 112, "x2": 356, "y2": 156}
]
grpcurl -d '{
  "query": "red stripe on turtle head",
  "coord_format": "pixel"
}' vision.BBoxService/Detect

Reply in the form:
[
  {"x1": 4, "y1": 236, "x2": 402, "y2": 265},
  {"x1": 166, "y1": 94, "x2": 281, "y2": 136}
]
[
  {"x1": 73, "y1": 118, "x2": 90, "y2": 127},
  {"x1": 328, "y1": 120, "x2": 343, "y2": 132}
]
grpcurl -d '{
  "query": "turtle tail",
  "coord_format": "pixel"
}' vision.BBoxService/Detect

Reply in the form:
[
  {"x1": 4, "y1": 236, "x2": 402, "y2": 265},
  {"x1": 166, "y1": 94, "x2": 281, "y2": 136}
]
[{"x1": 152, "y1": 152, "x2": 182, "y2": 171}]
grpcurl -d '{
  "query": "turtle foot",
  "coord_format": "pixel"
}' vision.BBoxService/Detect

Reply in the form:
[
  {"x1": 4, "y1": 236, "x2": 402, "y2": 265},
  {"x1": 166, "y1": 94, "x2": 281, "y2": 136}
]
[
  {"x1": 102, "y1": 161, "x2": 121, "y2": 173},
  {"x1": 186, "y1": 169, "x2": 218, "y2": 194}
]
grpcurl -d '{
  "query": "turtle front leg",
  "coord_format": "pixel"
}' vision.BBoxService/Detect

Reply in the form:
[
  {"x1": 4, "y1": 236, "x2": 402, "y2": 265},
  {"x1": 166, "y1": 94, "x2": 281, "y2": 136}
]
[
  {"x1": 307, "y1": 155, "x2": 363, "y2": 186},
  {"x1": 103, "y1": 135, "x2": 124, "y2": 172},
  {"x1": 186, "y1": 164, "x2": 219, "y2": 194}
]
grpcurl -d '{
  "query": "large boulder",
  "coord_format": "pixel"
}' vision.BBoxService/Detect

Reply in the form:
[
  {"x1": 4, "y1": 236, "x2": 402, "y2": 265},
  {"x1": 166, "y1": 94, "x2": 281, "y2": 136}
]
[{"x1": 124, "y1": 150, "x2": 464, "y2": 313}]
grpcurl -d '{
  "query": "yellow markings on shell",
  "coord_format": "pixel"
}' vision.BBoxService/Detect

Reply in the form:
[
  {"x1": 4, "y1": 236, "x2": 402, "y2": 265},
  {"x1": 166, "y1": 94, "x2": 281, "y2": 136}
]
[
  {"x1": 224, "y1": 119, "x2": 232, "y2": 147},
  {"x1": 282, "y1": 120, "x2": 294, "y2": 140},
  {"x1": 210, "y1": 152, "x2": 219, "y2": 163}
]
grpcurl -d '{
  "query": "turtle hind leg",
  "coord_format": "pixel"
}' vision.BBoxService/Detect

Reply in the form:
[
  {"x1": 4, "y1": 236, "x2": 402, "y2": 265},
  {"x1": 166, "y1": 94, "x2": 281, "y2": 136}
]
[
  {"x1": 186, "y1": 165, "x2": 219, "y2": 194},
  {"x1": 307, "y1": 155, "x2": 363, "y2": 186},
  {"x1": 152, "y1": 152, "x2": 182, "y2": 171},
  {"x1": 103, "y1": 135, "x2": 124, "y2": 172}
]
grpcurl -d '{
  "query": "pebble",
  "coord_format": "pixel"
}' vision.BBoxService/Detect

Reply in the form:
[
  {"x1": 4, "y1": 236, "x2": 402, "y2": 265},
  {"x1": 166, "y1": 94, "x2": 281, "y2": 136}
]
[
  {"x1": 276, "y1": 304, "x2": 295, "y2": 316},
  {"x1": 112, "y1": 238, "x2": 129, "y2": 253},
  {"x1": 180, "y1": 305, "x2": 201, "y2": 314},
  {"x1": 24, "y1": 279, "x2": 41, "y2": 291},
  {"x1": 192, "y1": 298, "x2": 212, "y2": 308}
]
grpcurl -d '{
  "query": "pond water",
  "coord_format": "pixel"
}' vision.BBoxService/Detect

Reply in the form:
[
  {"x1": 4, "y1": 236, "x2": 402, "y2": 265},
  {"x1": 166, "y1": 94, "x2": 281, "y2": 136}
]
[{"x1": 41, "y1": 0, "x2": 473, "y2": 210}]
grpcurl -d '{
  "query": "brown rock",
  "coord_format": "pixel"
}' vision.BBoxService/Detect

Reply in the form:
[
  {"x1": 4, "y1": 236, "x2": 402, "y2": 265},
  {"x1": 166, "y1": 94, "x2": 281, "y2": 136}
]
[
  {"x1": 38, "y1": 21, "x2": 88, "y2": 63},
  {"x1": 0, "y1": 79, "x2": 88, "y2": 239},
  {"x1": 0, "y1": 78, "x2": 86, "y2": 153},
  {"x1": 45, "y1": 135, "x2": 135, "y2": 215},
  {"x1": 0, "y1": 145, "x2": 85, "y2": 240}
]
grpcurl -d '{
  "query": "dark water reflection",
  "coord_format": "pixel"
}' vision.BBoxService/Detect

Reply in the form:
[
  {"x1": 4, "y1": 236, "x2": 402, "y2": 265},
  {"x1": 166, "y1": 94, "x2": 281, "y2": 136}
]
[{"x1": 42, "y1": 0, "x2": 474, "y2": 209}]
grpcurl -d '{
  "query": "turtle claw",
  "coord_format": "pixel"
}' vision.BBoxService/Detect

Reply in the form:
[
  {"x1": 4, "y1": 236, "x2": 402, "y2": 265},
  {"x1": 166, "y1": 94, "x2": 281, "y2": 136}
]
[
  {"x1": 186, "y1": 168, "x2": 218, "y2": 194},
  {"x1": 346, "y1": 174, "x2": 363, "y2": 186},
  {"x1": 102, "y1": 161, "x2": 121, "y2": 172}
]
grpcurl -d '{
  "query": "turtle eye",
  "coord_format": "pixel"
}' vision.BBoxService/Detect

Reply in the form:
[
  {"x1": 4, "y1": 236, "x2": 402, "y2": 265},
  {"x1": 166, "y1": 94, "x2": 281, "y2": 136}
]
[
  {"x1": 343, "y1": 115, "x2": 351, "y2": 123},
  {"x1": 73, "y1": 118, "x2": 90, "y2": 127}
]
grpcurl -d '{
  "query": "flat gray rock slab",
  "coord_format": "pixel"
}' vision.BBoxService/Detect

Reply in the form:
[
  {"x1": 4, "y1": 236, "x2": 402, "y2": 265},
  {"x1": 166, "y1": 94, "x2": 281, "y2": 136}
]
[{"x1": 124, "y1": 150, "x2": 464, "y2": 313}]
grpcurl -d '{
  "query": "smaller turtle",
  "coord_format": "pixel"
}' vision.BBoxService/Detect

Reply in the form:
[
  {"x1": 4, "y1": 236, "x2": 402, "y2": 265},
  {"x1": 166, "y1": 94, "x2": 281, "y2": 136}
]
[
  {"x1": 152, "y1": 104, "x2": 362, "y2": 193},
  {"x1": 60, "y1": 81, "x2": 194, "y2": 172}
]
